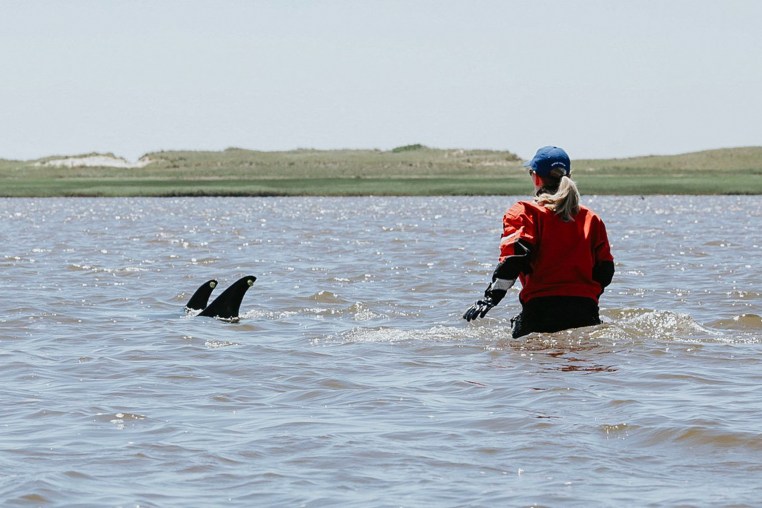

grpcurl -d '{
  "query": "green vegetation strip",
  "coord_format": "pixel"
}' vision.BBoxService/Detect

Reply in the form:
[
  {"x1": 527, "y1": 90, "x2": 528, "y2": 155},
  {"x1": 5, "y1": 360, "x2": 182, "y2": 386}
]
[{"x1": 1, "y1": 146, "x2": 761, "y2": 196}]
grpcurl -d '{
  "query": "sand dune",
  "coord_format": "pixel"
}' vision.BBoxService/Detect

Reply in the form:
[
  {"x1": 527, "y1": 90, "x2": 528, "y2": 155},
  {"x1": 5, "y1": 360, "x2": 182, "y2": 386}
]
[{"x1": 37, "y1": 154, "x2": 151, "y2": 168}]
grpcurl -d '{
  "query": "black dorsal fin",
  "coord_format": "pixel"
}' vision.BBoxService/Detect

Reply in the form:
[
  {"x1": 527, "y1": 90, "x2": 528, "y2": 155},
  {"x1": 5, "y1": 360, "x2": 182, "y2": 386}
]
[
  {"x1": 198, "y1": 275, "x2": 256, "y2": 320},
  {"x1": 185, "y1": 279, "x2": 218, "y2": 311}
]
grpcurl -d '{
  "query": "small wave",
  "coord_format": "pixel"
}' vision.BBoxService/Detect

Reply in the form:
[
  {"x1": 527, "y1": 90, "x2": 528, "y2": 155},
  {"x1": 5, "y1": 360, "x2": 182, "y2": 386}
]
[
  {"x1": 724, "y1": 290, "x2": 762, "y2": 300},
  {"x1": 347, "y1": 302, "x2": 383, "y2": 322},
  {"x1": 238, "y1": 303, "x2": 384, "y2": 322},
  {"x1": 301, "y1": 306, "x2": 341, "y2": 317},
  {"x1": 95, "y1": 412, "x2": 147, "y2": 430},
  {"x1": 603, "y1": 308, "x2": 719, "y2": 341},
  {"x1": 190, "y1": 257, "x2": 219, "y2": 265},
  {"x1": 239, "y1": 308, "x2": 286, "y2": 320},
  {"x1": 632, "y1": 423, "x2": 762, "y2": 451},
  {"x1": 600, "y1": 308, "x2": 762, "y2": 344},
  {"x1": 5, "y1": 252, "x2": 44, "y2": 264},
  {"x1": 308, "y1": 290, "x2": 348, "y2": 304},
  {"x1": 599, "y1": 423, "x2": 635, "y2": 439},
  {"x1": 481, "y1": 308, "x2": 754, "y2": 348},
  {"x1": 17, "y1": 493, "x2": 50, "y2": 504},
  {"x1": 205, "y1": 339, "x2": 240, "y2": 349},
  {"x1": 672, "y1": 426, "x2": 762, "y2": 450},
  {"x1": 489, "y1": 324, "x2": 622, "y2": 354},
  {"x1": 66, "y1": 263, "x2": 147, "y2": 274},
  {"x1": 703, "y1": 240, "x2": 736, "y2": 247},
  {"x1": 705, "y1": 314, "x2": 762, "y2": 343},
  {"x1": 318, "y1": 324, "x2": 492, "y2": 345},
  {"x1": 709, "y1": 313, "x2": 762, "y2": 330}
]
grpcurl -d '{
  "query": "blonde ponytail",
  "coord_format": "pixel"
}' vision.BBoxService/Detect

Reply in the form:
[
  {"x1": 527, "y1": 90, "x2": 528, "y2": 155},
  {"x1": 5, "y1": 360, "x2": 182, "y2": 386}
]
[{"x1": 535, "y1": 175, "x2": 580, "y2": 222}]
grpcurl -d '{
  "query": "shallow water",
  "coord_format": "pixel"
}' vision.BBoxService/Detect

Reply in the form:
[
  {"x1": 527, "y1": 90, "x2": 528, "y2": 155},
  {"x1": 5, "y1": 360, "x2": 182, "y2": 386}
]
[{"x1": 1, "y1": 196, "x2": 761, "y2": 507}]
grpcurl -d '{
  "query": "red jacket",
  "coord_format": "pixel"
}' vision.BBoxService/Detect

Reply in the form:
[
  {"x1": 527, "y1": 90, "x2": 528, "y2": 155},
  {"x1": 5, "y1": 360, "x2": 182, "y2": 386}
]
[{"x1": 497, "y1": 201, "x2": 614, "y2": 304}]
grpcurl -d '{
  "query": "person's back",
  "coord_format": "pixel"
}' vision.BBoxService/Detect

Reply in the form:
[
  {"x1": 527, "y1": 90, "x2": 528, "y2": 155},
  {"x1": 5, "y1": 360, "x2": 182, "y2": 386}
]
[
  {"x1": 506, "y1": 201, "x2": 611, "y2": 304},
  {"x1": 463, "y1": 146, "x2": 614, "y2": 337}
]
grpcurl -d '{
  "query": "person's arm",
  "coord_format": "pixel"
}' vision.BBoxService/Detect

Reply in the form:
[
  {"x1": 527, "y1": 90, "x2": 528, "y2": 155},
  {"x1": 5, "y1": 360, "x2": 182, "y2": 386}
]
[
  {"x1": 463, "y1": 204, "x2": 534, "y2": 322},
  {"x1": 592, "y1": 218, "x2": 614, "y2": 291},
  {"x1": 593, "y1": 260, "x2": 614, "y2": 289},
  {"x1": 494, "y1": 237, "x2": 532, "y2": 281}
]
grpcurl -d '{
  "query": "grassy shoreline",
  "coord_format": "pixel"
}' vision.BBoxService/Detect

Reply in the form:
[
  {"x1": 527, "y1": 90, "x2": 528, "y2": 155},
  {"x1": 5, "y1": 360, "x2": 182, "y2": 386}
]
[{"x1": 2, "y1": 146, "x2": 761, "y2": 197}]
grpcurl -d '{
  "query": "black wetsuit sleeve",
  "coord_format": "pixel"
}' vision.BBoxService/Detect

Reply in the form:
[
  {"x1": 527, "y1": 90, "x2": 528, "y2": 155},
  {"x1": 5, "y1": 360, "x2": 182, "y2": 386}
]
[
  {"x1": 492, "y1": 239, "x2": 532, "y2": 281},
  {"x1": 592, "y1": 260, "x2": 615, "y2": 289}
]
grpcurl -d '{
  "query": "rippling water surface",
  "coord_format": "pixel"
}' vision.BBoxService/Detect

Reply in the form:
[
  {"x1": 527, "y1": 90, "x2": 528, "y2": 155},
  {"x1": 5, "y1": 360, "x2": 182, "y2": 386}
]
[{"x1": 1, "y1": 196, "x2": 761, "y2": 507}]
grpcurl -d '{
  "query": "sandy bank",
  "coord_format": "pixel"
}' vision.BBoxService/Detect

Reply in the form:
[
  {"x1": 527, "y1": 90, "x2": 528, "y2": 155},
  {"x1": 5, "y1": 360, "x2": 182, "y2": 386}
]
[{"x1": 37, "y1": 155, "x2": 151, "y2": 168}]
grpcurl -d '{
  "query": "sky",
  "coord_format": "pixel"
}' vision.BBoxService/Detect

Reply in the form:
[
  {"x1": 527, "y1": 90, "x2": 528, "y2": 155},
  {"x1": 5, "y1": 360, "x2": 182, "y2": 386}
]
[{"x1": 2, "y1": 0, "x2": 761, "y2": 162}]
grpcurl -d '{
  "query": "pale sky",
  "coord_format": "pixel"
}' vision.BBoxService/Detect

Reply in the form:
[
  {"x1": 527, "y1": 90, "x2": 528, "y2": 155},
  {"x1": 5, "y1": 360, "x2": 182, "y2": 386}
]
[{"x1": 2, "y1": 0, "x2": 761, "y2": 162}]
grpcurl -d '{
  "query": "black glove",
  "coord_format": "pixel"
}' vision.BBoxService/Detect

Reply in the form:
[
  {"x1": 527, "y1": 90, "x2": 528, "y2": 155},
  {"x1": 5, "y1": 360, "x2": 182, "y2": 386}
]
[{"x1": 463, "y1": 284, "x2": 507, "y2": 322}]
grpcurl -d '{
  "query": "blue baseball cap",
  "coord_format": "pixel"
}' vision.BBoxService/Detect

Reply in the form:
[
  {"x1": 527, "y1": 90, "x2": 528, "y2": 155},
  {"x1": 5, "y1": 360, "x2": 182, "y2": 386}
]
[{"x1": 523, "y1": 146, "x2": 571, "y2": 178}]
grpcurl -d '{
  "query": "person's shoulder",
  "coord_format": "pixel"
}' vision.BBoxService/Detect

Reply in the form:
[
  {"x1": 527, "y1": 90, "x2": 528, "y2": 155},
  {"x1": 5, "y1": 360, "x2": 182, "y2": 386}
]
[
  {"x1": 577, "y1": 205, "x2": 607, "y2": 224},
  {"x1": 505, "y1": 200, "x2": 543, "y2": 221},
  {"x1": 505, "y1": 200, "x2": 531, "y2": 215},
  {"x1": 507, "y1": 200, "x2": 542, "y2": 213}
]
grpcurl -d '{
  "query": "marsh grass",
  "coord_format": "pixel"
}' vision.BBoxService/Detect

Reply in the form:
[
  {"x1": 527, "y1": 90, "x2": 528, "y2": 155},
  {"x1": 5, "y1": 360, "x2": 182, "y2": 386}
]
[{"x1": 1, "y1": 146, "x2": 761, "y2": 196}]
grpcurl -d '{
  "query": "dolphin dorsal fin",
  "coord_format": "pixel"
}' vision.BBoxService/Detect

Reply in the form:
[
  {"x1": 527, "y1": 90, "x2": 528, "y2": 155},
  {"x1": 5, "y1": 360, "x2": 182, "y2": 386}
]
[
  {"x1": 198, "y1": 276, "x2": 256, "y2": 321},
  {"x1": 185, "y1": 279, "x2": 218, "y2": 311}
]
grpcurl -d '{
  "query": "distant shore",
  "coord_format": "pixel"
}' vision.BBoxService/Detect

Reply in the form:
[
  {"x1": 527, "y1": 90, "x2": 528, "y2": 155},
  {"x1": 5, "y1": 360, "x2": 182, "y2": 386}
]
[{"x1": 2, "y1": 145, "x2": 761, "y2": 197}]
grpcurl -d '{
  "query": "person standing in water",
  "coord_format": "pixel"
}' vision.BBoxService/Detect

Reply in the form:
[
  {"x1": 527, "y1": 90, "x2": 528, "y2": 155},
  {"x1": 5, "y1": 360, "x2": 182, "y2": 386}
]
[{"x1": 463, "y1": 146, "x2": 614, "y2": 337}]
